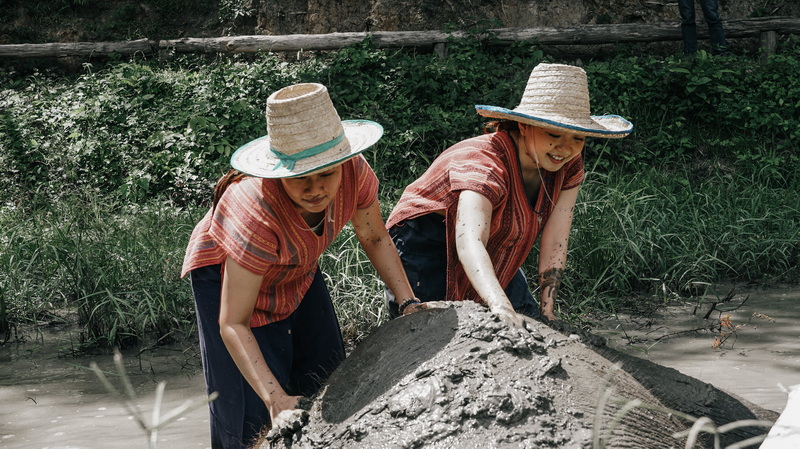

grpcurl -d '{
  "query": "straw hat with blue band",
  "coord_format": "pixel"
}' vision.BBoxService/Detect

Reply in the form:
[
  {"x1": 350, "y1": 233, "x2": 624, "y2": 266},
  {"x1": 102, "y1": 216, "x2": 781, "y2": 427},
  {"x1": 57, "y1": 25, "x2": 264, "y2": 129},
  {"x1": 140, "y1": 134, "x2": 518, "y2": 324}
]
[
  {"x1": 231, "y1": 83, "x2": 384, "y2": 178},
  {"x1": 475, "y1": 63, "x2": 633, "y2": 139}
]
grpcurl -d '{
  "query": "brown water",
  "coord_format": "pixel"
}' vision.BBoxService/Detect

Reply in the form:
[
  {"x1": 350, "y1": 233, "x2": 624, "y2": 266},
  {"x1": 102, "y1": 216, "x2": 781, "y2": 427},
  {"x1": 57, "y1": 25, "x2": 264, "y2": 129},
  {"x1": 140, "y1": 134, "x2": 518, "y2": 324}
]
[
  {"x1": 592, "y1": 285, "x2": 800, "y2": 414},
  {"x1": 1, "y1": 286, "x2": 797, "y2": 448},
  {"x1": 0, "y1": 329, "x2": 211, "y2": 449}
]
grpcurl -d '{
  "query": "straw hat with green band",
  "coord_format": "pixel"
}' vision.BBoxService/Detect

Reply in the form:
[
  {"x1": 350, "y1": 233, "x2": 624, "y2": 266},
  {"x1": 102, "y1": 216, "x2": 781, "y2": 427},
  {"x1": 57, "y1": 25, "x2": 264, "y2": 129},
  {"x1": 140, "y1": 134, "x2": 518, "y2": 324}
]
[
  {"x1": 231, "y1": 83, "x2": 384, "y2": 178},
  {"x1": 475, "y1": 63, "x2": 633, "y2": 139}
]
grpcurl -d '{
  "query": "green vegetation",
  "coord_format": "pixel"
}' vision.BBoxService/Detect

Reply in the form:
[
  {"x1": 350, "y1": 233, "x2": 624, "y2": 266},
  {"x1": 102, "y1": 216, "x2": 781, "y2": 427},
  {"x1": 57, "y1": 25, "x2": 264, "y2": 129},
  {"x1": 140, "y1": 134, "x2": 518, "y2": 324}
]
[
  {"x1": 1, "y1": 34, "x2": 798, "y2": 348},
  {"x1": 0, "y1": 190, "x2": 200, "y2": 347}
]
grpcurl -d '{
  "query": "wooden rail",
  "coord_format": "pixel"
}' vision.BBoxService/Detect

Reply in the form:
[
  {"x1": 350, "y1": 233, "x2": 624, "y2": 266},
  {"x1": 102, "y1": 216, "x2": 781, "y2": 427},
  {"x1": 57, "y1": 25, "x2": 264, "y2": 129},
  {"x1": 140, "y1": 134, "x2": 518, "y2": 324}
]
[{"x1": 1, "y1": 17, "x2": 798, "y2": 59}]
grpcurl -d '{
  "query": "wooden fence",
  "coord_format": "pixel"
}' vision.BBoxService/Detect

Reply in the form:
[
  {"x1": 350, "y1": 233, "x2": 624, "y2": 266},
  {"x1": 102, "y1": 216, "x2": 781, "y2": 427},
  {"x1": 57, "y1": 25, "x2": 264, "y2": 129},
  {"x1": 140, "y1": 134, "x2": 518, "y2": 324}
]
[{"x1": 1, "y1": 16, "x2": 798, "y2": 59}]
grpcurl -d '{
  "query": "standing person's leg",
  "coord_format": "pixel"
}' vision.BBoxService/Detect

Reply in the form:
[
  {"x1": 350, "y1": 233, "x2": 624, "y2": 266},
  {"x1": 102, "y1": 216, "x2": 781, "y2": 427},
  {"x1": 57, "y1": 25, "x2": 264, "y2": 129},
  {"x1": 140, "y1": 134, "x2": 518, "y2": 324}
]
[
  {"x1": 191, "y1": 264, "x2": 249, "y2": 449},
  {"x1": 193, "y1": 265, "x2": 295, "y2": 448},
  {"x1": 678, "y1": 0, "x2": 699, "y2": 54},
  {"x1": 699, "y1": 0, "x2": 728, "y2": 54},
  {"x1": 284, "y1": 269, "x2": 346, "y2": 396}
]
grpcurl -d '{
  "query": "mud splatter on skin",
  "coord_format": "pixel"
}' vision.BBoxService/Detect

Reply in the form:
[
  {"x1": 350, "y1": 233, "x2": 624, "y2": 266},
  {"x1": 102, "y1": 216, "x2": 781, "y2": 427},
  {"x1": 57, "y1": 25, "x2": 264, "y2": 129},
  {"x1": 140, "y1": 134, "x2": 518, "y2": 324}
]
[
  {"x1": 262, "y1": 302, "x2": 777, "y2": 449},
  {"x1": 539, "y1": 267, "x2": 564, "y2": 313}
]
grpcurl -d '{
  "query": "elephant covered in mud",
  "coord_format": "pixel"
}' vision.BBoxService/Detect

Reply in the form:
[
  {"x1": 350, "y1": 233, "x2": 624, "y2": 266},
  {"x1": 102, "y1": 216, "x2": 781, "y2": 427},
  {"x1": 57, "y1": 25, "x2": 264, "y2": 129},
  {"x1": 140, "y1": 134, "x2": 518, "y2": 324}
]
[{"x1": 262, "y1": 302, "x2": 778, "y2": 449}]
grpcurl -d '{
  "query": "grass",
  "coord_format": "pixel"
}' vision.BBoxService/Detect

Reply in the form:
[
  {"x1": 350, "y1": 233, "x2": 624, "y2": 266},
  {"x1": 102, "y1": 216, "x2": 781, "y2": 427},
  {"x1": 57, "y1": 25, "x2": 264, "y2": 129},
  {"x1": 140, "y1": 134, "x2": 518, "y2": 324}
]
[
  {"x1": 319, "y1": 226, "x2": 388, "y2": 347},
  {"x1": 0, "y1": 189, "x2": 201, "y2": 348},
  {"x1": 2, "y1": 162, "x2": 798, "y2": 348},
  {"x1": 528, "y1": 162, "x2": 800, "y2": 321}
]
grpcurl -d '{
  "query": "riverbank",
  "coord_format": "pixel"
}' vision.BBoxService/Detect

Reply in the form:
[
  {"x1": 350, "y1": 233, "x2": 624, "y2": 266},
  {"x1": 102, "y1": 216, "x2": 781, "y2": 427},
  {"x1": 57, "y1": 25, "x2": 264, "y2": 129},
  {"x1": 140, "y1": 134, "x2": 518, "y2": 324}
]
[{"x1": 592, "y1": 285, "x2": 800, "y2": 413}]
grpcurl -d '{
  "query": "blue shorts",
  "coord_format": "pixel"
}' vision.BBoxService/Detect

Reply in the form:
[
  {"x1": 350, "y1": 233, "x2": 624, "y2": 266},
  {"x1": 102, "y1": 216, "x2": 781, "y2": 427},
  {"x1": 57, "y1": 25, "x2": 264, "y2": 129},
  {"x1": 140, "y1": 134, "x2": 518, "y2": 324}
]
[
  {"x1": 386, "y1": 214, "x2": 540, "y2": 319},
  {"x1": 190, "y1": 264, "x2": 344, "y2": 449}
]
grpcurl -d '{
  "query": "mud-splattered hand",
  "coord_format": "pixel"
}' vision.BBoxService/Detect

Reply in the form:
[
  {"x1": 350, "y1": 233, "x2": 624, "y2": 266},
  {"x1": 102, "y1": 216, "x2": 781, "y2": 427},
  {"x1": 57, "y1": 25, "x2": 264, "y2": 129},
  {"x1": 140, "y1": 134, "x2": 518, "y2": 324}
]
[
  {"x1": 265, "y1": 404, "x2": 310, "y2": 442},
  {"x1": 540, "y1": 310, "x2": 557, "y2": 323},
  {"x1": 402, "y1": 301, "x2": 428, "y2": 316},
  {"x1": 492, "y1": 304, "x2": 526, "y2": 329}
]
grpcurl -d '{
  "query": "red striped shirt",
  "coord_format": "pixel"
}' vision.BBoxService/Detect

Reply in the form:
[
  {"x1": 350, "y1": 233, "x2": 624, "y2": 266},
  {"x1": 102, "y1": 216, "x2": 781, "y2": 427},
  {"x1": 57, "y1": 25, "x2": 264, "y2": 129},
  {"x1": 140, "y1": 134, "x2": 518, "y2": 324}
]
[
  {"x1": 181, "y1": 156, "x2": 379, "y2": 327},
  {"x1": 386, "y1": 131, "x2": 584, "y2": 305}
]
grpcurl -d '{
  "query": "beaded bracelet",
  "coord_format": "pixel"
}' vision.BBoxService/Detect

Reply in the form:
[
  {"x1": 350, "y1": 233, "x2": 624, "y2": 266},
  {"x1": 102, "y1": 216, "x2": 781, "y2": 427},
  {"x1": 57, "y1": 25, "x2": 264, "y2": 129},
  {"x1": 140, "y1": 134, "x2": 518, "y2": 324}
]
[{"x1": 398, "y1": 297, "x2": 421, "y2": 314}]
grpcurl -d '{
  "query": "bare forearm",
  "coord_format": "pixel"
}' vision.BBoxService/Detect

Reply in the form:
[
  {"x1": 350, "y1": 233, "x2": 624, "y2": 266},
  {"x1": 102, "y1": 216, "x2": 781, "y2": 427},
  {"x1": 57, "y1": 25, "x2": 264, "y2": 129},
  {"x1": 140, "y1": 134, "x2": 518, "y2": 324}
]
[
  {"x1": 458, "y1": 243, "x2": 513, "y2": 312},
  {"x1": 219, "y1": 257, "x2": 299, "y2": 421},
  {"x1": 538, "y1": 245, "x2": 567, "y2": 318},
  {"x1": 455, "y1": 190, "x2": 514, "y2": 313},
  {"x1": 457, "y1": 237, "x2": 524, "y2": 328},
  {"x1": 353, "y1": 201, "x2": 415, "y2": 301},
  {"x1": 220, "y1": 323, "x2": 286, "y2": 411},
  {"x1": 359, "y1": 231, "x2": 414, "y2": 300},
  {"x1": 537, "y1": 187, "x2": 577, "y2": 320}
]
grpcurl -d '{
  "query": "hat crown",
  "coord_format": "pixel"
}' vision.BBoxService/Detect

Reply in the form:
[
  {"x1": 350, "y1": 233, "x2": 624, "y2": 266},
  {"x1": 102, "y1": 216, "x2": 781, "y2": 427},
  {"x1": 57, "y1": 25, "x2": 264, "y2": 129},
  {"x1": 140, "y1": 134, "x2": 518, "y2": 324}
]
[
  {"x1": 516, "y1": 63, "x2": 591, "y2": 121},
  {"x1": 266, "y1": 83, "x2": 348, "y2": 157},
  {"x1": 474, "y1": 62, "x2": 633, "y2": 138},
  {"x1": 230, "y1": 83, "x2": 384, "y2": 178}
]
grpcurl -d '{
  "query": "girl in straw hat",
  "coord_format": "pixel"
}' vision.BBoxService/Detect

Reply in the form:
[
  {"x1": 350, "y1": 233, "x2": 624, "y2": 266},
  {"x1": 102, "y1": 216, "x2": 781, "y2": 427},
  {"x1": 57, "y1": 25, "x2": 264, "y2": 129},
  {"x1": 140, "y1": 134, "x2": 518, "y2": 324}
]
[
  {"x1": 385, "y1": 63, "x2": 632, "y2": 326},
  {"x1": 181, "y1": 83, "x2": 418, "y2": 448}
]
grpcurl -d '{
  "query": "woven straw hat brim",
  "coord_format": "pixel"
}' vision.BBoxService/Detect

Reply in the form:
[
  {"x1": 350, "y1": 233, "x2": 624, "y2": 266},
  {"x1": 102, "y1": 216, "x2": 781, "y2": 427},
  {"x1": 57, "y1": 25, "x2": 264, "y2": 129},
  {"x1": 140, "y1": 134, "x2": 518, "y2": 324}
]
[
  {"x1": 230, "y1": 120, "x2": 383, "y2": 178},
  {"x1": 475, "y1": 105, "x2": 633, "y2": 138}
]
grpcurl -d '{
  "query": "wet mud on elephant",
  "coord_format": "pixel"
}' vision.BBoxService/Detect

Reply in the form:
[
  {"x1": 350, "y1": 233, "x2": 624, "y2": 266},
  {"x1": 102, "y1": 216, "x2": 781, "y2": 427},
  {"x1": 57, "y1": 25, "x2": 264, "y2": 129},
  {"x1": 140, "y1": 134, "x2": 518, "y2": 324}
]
[{"x1": 261, "y1": 302, "x2": 778, "y2": 449}]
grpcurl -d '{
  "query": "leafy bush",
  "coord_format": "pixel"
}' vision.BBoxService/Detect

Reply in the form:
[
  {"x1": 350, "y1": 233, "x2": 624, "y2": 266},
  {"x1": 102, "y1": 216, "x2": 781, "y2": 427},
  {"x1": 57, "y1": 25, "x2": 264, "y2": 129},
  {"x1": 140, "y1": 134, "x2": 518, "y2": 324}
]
[
  {"x1": 4, "y1": 36, "x2": 799, "y2": 205},
  {"x1": 586, "y1": 38, "x2": 800, "y2": 184},
  {"x1": 2, "y1": 34, "x2": 799, "y2": 345}
]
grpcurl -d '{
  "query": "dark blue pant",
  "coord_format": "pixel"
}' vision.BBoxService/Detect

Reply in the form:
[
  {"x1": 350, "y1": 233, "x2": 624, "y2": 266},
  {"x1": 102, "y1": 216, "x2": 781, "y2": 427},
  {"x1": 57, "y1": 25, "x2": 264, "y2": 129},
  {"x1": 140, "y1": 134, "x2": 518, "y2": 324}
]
[
  {"x1": 190, "y1": 264, "x2": 345, "y2": 449},
  {"x1": 679, "y1": 0, "x2": 728, "y2": 54},
  {"x1": 386, "y1": 214, "x2": 540, "y2": 319}
]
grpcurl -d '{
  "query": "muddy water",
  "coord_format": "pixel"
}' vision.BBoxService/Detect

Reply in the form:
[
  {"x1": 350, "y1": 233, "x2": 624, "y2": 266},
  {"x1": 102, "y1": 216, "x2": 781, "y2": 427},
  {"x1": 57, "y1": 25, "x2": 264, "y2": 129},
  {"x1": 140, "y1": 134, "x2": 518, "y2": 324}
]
[
  {"x1": 592, "y1": 285, "x2": 800, "y2": 414},
  {"x1": 0, "y1": 329, "x2": 211, "y2": 449},
  {"x1": 1, "y1": 286, "x2": 797, "y2": 448}
]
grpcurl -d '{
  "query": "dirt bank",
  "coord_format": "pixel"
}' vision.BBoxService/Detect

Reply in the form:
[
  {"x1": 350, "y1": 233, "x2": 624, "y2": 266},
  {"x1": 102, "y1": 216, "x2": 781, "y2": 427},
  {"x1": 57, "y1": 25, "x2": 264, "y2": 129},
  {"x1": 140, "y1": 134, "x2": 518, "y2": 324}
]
[
  {"x1": 4, "y1": 0, "x2": 799, "y2": 45},
  {"x1": 257, "y1": 0, "x2": 800, "y2": 34},
  {"x1": 263, "y1": 302, "x2": 777, "y2": 449}
]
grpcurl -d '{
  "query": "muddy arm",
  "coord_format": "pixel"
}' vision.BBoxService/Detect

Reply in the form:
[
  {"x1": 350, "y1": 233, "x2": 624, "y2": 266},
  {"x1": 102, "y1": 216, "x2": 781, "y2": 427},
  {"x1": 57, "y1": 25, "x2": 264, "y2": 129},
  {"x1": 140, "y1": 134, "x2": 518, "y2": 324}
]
[{"x1": 537, "y1": 186, "x2": 578, "y2": 321}]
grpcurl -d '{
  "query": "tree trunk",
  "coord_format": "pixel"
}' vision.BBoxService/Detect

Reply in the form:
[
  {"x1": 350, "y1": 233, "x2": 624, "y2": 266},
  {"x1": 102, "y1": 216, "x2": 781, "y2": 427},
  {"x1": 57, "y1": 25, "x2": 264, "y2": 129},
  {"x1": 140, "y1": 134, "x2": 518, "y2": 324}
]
[
  {"x1": 1, "y1": 17, "x2": 798, "y2": 59},
  {"x1": 0, "y1": 39, "x2": 154, "y2": 58}
]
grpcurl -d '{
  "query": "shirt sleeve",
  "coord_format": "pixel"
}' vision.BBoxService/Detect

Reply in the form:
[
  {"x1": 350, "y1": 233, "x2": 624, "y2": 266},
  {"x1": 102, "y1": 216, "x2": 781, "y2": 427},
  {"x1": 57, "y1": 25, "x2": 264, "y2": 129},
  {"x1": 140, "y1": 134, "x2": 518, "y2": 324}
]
[
  {"x1": 447, "y1": 142, "x2": 509, "y2": 206},
  {"x1": 354, "y1": 155, "x2": 380, "y2": 209},
  {"x1": 207, "y1": 179, "x2": 280, "y2": 274}
]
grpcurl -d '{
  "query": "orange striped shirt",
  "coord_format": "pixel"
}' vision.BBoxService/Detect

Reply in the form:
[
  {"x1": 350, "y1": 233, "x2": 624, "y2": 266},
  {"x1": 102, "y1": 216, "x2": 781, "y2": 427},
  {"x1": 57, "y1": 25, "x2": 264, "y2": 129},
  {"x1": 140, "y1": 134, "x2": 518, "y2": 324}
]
[
  {"x1": 181, "y1": 156, "x2": 379, "y2": 327},
  {"x1": 386, "y1": 131, "x2": 584, "y2": 305}
]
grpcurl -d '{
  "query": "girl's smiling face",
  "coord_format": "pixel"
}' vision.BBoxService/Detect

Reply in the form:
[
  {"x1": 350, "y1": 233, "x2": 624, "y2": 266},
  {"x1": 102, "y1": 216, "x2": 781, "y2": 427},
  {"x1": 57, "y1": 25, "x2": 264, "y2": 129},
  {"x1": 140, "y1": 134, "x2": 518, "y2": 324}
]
[
  {"x1": 519, "y1": 124, "x2": 586, "y2": 172},
  {"x1": 280, "y1": 165, "x2": 343, "y2": 215}
]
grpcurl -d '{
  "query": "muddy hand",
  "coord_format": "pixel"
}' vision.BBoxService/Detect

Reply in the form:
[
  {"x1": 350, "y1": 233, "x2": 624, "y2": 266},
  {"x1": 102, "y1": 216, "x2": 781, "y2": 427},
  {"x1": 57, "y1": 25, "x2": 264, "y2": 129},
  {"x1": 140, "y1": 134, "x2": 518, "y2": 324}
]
[
  {"x1": 402, "y1": 301, "x2": 429, "y2": 316},
  {"x1": 266, "y1": 407, "x2": 309, "y2": 441},
  {"x1": 493, "y1": 305, "x2": 526, "y2": 329},
  {"x1": 541, "y1": 310, "x2": 557, "y2": 323}
]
